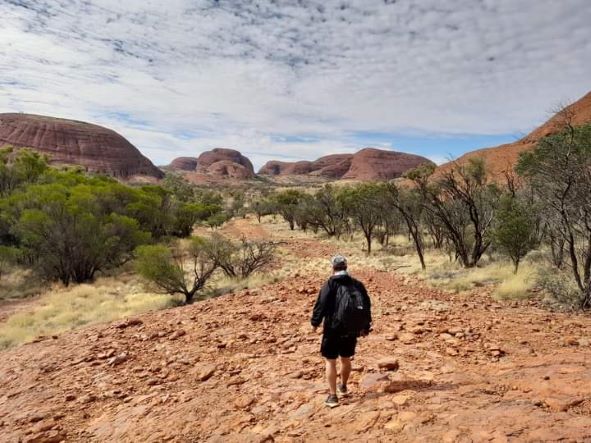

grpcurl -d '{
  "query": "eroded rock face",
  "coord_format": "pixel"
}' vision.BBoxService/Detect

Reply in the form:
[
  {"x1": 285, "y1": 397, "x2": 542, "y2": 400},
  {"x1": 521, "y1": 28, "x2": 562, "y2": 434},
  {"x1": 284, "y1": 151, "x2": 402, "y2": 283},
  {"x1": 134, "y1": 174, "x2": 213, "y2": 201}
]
[
  {"x1": 0, "y1": 113, "x2": 163, "y2": 178},
  {"x1": 259, "y1": 149, "x2": 431, "y2": 180},
  {"x1": 196, "y1": 148, "x2": 255, "y2": 179},
  {"x1": 169, "y1": 157, "x2": 199, "y2": 171}
]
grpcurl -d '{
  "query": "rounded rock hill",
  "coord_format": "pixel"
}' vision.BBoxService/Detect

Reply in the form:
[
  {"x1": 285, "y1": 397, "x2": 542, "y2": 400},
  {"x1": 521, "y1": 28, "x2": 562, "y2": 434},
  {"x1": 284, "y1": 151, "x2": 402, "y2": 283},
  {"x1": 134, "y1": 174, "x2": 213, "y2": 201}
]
[
  {"x1": 196, "y1": 148, "x2": 255, "y2": 178},
  {"x1": 168, "y1": 157, "x2": 199, "y2": 171},
  {"x1": 0, "y1": 113, "x2": 163, "y2": 178}
]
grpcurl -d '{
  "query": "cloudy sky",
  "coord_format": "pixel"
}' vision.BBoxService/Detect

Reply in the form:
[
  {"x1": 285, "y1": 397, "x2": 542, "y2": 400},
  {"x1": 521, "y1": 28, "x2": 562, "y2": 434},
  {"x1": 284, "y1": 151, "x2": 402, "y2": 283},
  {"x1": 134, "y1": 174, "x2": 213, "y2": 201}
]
[{"x1": 1, "y1": 0, "x2": 590, "y2": 168}]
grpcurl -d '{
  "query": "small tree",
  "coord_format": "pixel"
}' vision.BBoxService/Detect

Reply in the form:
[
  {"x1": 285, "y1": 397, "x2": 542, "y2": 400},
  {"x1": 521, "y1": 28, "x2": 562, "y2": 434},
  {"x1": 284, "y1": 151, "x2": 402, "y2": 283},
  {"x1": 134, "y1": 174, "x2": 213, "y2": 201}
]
[
  {"x1": 273, "y1": 190, "x2": 305, "y2": 230},
  {"x1": 135, "y1": 237, "x2": 217, "y2": 304},
  {"x1": 339, "y1": 183, "x2": 385, "y2": 255},
  {"x1": 493, "y1": 195, "x2": 537, "y2": 273},
  {"x1": 410, "y1": 159, "x2": 500, "y2": 267},
  {"x1": 251, "y1": 198, "x2": 275, "y2": 223},
  {"x1": 206, "y1": 212, "x2": 228, "y2": 230},
  {"x1": 205, "y1": 234, "x2": 275, "y2": 278},
  {"x1": 385, "y1": 183, "x2": 427, "y2": 270}
]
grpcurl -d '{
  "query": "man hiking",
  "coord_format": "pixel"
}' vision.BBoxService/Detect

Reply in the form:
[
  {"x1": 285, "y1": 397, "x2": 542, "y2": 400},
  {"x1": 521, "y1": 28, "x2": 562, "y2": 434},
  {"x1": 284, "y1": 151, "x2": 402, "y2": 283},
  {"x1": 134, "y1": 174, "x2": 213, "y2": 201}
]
[{"x1": 311, "y1": 255, "x2": 372, "y2": 408}]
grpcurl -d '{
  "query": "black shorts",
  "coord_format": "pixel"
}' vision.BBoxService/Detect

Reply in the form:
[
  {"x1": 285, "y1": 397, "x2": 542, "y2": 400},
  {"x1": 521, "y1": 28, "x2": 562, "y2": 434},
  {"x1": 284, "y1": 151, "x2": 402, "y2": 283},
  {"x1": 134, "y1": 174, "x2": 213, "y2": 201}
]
[{"x1": 321, "y1": 333, "x2": 357, "y2": 359}]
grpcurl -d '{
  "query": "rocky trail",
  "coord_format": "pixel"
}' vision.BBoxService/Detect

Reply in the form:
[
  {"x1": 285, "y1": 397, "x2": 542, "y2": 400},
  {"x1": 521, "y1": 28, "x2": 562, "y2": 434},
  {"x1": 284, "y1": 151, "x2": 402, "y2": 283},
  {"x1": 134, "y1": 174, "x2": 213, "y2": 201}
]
[{"x1": 1, "y1": 221, "x2": 591, "y2": 442}]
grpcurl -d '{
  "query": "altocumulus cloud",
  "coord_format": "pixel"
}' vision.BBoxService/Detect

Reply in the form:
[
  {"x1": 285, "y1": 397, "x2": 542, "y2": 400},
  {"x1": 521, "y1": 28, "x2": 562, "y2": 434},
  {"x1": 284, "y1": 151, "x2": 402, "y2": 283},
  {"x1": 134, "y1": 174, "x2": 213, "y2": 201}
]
[{"x1": 1, "y1": 0, "x2": 590, "y2": 168}]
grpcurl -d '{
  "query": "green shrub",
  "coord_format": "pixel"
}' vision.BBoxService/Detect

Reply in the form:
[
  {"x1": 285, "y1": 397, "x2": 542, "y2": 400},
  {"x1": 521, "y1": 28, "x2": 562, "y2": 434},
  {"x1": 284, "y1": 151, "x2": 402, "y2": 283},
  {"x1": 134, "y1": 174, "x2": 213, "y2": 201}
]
[{"x1": 135, "y1": 237, "x2": 217, "y2": 304}]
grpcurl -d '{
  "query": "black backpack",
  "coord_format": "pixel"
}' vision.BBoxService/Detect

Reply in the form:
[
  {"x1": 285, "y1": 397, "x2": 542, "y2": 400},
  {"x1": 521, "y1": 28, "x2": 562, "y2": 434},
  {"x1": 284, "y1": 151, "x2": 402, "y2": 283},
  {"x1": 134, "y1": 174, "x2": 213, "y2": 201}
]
[{"x1": 332, "y1": 281, "x2": 370, "y2": 335}]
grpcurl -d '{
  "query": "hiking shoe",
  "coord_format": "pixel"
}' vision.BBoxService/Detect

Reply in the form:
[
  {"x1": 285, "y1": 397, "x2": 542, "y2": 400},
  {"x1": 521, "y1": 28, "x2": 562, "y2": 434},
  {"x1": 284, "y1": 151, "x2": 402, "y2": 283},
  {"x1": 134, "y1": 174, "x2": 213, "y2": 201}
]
[
  {"x1": 337, "y1": 383, "x2": 349, "y2": 397},
  {"x1": 325, "y1": 394, "x2": 339, "y2": 408}
]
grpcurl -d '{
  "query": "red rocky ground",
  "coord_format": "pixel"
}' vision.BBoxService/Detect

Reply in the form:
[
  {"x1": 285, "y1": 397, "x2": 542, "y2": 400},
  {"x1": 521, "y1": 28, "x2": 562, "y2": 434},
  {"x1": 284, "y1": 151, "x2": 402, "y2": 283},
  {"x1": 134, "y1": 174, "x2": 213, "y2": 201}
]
[{"x1": 1, "y1": 222, "x2": 591, "y2": 442}]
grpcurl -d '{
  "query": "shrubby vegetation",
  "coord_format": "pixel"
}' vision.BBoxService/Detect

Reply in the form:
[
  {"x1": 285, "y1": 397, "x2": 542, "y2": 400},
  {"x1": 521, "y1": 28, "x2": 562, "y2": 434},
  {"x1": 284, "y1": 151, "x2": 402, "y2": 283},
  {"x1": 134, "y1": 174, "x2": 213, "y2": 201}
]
[
  {"x1": 135, "y1": 237, "x2": 217, "y2": 304},
  {"x1": 0, "y1": 149, "x2": 226, "y2": 286},
  {"x1": 135, "y1": 234, "x2": 276, "y2": 303}
]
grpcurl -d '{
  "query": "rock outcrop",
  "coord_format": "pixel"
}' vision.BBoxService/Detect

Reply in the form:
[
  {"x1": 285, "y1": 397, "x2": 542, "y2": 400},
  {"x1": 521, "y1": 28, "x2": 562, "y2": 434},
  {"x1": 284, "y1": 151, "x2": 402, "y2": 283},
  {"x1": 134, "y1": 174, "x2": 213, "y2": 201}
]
[
  {"x1": 435, "y1": 90, "x2": 591, "y2": 180},
  {"x1": 196, "y1": 148, "x2": 255, "y2": 179},
  {"x1": 0, "y1": 113, "x2": 163, "y2": 179},
  {"x1": 168, "y1": 157, "x2": 199, "y2": 171},
  {"x1": 259, "y1": 149, "x2": 432, "y2": 181}
]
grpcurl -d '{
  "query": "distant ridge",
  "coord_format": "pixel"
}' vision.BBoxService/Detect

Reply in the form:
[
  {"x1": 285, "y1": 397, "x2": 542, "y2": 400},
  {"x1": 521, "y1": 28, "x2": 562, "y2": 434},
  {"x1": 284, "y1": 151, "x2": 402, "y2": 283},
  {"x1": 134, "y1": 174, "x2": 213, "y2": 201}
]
[
  {"x1": 435, "y1": 90, "x2": 591, "y2": 179},
  {"x1": 259, "y1": 147, "x2": 434, "y2": 181}
]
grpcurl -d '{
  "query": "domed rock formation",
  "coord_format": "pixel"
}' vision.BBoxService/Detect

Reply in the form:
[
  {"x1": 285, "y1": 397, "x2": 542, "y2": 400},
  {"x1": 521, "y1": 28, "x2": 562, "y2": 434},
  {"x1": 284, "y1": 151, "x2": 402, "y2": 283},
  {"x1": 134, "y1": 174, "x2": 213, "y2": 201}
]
[
  {"x1": 259, "y1": 149, "x2": 432, "y2": 181},
  {"x1": 0, "y1": 113, "x2": 163, "y2": 178},
  {"x1": 169, "y1": 157, "x2": 199, "y2": 172},
  {"x1": 195, "y1": 148, "x2": 255, "y2": 179},
  {"x1": 435, "y1": 90, "x2": 591, "y2": 180},
  {"x1": 343, "y1": 148, "x2": 433, "y2": 180}
]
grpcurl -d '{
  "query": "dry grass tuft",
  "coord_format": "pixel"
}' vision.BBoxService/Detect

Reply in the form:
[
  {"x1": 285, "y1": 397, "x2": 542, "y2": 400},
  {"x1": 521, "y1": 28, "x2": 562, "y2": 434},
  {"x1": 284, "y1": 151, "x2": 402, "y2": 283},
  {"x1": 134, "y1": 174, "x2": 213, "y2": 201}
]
[
  {"x1": 0, "y1": 268, "x2": 43, "y2": 301},
  {"x1": 0, "y1": 277, "x2": 179, "y2": 349}
]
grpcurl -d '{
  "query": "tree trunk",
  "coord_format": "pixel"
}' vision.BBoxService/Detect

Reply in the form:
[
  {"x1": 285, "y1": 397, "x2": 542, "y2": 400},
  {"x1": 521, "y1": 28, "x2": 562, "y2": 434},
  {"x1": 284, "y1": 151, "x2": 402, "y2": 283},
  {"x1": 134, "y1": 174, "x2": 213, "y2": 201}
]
[
  {"x1": 582, "y1": 277, "x2": 591, "y2": 310},
  {"x1": 513, "y1": 258, "x2": 519, "y2": 274}
]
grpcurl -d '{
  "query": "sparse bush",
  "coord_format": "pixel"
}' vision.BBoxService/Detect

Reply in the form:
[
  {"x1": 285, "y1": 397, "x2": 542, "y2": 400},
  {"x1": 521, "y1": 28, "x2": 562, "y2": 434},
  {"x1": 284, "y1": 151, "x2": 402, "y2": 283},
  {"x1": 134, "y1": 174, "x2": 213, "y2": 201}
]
[
  {"x1": 251, "y1": 198, "x2": 275, "y2": 223},
  {"x1": 537, "y1": 272, "x2": 583, "y2": 310},
  {"x1": 493, "y1": 195, "x2": 537, "y2": 273},
  {"x1": 135, "y1": 237, "x2": 217, "y2": 304},
  {"x1": 272, "y1": 189, "x2": 306, "y2": 230},
  {"x1": 205, "y1": 234, "x2": 275, "y2": 279},
  {"x1": 206, "y1": 212, "x2": 229, "y2": 230}
]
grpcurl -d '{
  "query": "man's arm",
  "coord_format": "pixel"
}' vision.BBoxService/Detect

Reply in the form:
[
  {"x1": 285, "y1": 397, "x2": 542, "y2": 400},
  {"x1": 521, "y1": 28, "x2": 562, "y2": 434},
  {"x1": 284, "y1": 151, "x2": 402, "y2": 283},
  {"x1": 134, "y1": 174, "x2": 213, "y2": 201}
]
[{"x1": 311, "y1": 281, "x2": 332, "y2": 328}]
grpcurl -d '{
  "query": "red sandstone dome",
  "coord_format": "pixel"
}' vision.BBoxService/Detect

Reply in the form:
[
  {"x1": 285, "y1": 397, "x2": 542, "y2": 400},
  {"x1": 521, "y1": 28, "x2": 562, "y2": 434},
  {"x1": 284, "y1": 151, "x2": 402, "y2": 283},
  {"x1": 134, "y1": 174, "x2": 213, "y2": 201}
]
[
  {"x1": 168, "y1": 157, "x2": 199, "y2": 171},
  {"x1": 0, "y1": 113, "x2": 163, "y2": 178},
  {"x1": 259, "y1": 149, "x2": 432, "y2": 180},
  {"x1": 343, "y1": 148, "x2": 434, "y2": 180},
  {"x1": 195, "y1": 148, "x2": 255, "y2": 178}
]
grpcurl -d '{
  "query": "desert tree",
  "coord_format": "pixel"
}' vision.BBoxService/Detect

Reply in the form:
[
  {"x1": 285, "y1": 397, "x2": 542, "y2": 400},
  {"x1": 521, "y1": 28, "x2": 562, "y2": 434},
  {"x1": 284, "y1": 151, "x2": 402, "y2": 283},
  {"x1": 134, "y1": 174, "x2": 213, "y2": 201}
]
[
  {"x1": 4, "y1": 178, "x2": 151, "y2": 285},
  {"x1": 135, "y1": 237, "x2": 217, "y2": 304},
  {"x1": 384, "y1": 182, "x2": 427, "y2": 270},
  {"x1": 517, "y1": 123, "x2": 591, "y2": 308},
  {"x1": 339, "y1": 183, "x2": 385, "y2": 255},
  {"x1": 493, "y1": 194, "x2": 538, "y2": 273},
  {"x1": 273, "y1": 189, "x2": 305, "y2": 230},
  {"x1": 312, "y1": 185, "x2": 348, "y2": 238},
  {"x1": 204, "y1": 234, "x2": 275, "y2": 279},
  {"x1": 409, "y1": 159, "x2": 500, "y2": 268}
]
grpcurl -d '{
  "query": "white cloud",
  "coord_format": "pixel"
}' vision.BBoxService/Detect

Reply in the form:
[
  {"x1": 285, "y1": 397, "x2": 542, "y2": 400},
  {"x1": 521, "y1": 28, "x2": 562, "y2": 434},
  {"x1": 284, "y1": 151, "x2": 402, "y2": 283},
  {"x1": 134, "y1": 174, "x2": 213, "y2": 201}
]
[{"x1": 0, "y1": 0, "x2": 590, "y2": 169}]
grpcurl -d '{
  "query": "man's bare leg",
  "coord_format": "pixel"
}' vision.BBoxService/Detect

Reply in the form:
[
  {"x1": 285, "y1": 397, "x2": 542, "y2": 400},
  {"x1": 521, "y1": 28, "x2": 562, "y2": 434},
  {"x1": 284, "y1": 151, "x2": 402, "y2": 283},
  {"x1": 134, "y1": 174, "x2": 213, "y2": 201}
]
[
  {"x1": 340, "y1": 357, "x2": 352, "y2": 386},
  {"x1": 325, "y1": 359, "x2": 337, "y2": 395}
]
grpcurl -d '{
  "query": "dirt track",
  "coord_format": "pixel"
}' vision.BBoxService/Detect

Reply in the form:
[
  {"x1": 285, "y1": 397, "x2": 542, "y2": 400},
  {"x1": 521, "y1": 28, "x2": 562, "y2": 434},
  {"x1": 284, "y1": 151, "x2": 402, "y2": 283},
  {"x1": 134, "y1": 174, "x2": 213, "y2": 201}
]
[{"x1": 1, "y1": 219, "x2": 591, "y2": 442}]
